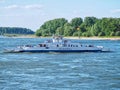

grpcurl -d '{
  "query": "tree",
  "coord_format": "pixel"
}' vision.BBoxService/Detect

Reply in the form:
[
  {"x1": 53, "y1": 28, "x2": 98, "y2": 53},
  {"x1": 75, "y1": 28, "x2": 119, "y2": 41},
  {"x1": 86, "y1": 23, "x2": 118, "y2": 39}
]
[
  {"x1": 90, "y1": 22, "x2": 101, "y2": 36},
  {"x1": 36, "y1": 18, "x2": 68, "y2": 36},
  {"x1": 35, "y1": 29, "x2": 42, "y2": 36},
  {"x1": 0, "y1": 27, "x2": 34, "y2": 35},
  {"x1": 56, "y1": 26, "x2": 64, "y2": 35},
  {"x1": 70, "y1": 17, "x2": 83, "y2": 29},
  {"x1": 79, "y1": 23, "x2": 87, "y2": 32},
  {"x1": 84, "y1": 17, "x2": 98, "y2": 26},
  {"x1": 35, "y1": 17, "x2": 120, "y2": 37},
  {"x1": 64, "y1": 23, "x2": 74, "y2": 36}
]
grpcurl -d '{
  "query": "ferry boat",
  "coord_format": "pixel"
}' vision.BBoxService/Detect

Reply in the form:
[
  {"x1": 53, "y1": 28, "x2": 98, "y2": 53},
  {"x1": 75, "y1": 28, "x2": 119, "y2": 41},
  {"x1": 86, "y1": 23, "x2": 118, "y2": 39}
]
[{"x1": 4, "y1": 35, "x2": 110, "y2": 53}]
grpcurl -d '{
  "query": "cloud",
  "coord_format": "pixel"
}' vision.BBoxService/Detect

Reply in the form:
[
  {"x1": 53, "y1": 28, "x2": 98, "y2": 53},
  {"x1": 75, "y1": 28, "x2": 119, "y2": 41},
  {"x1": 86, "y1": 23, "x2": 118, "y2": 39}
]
[
  {"x1": 0, "y1": 4, "x2": 44, "y2": 17},
  {"x1": 25, "y1": 5, "x2": 43, "y2": 9},
  {"x1": 5, "y1": 5, "x2": 20, "y2": 9},
  {"x1": 4, "y1": 4, "x2": 43, "y2": 10},
  {"x1": 111, "y1": 9, "x2": 120, "y2": 13}
]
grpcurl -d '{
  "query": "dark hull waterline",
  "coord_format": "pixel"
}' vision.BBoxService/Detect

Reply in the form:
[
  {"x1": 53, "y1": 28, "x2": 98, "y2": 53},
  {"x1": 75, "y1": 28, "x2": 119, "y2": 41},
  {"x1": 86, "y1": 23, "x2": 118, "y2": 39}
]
[{"x1": 5, "y1": 49, "x2": 111, "y2": 53}]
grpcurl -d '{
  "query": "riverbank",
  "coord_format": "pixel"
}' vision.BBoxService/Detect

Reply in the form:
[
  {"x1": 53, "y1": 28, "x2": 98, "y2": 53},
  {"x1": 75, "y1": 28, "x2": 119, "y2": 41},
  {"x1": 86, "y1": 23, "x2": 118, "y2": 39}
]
[
  {"x1": 12, "y1": 36, "x2": 120, "y2": 40},
  {"x1": 1, "y1": 35, "x2": 120, "y2": 40},
  {"x1": 65, "y1": 36, "x2": 120, "y2": 40}
]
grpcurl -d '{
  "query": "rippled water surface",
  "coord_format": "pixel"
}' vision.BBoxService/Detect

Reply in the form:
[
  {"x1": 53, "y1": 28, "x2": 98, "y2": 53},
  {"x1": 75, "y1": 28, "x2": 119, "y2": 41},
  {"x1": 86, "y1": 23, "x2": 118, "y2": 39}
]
[{"x1": 0, "y1": 38, "x2": 120, "y2": 90}]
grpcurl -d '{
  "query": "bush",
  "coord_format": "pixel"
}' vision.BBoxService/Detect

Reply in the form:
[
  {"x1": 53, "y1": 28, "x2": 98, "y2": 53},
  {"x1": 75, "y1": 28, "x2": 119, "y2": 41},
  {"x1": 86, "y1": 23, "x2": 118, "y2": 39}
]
[
  {"x1": 98, "y1": 32, "x2": 105, "y2": 36},
  {"x1": 73, "y1": 32, "x2": 78, "y2": 36},
  {"x1": 35, "y1": 30, "x2": 42, "y2": 36},
  {"x1": 115, "y1": 31, "x2": 120, "y2": 36},
  {"x1": 110, "y1": 32, "x2": 115, "y2": 36}
]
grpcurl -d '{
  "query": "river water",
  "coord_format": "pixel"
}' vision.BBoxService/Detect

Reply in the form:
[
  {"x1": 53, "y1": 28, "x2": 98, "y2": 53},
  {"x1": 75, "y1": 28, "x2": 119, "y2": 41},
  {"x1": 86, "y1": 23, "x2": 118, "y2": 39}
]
[{"x1": 0, "y1": 38, "x2": 120, "y2": 90}]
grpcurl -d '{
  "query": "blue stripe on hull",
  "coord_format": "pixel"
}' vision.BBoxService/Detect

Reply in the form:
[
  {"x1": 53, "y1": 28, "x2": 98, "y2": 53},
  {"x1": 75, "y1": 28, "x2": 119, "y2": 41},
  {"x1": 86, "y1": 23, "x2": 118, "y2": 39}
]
[{"x1": 21, "y1": 50, "x2": 102, "y2": 53}]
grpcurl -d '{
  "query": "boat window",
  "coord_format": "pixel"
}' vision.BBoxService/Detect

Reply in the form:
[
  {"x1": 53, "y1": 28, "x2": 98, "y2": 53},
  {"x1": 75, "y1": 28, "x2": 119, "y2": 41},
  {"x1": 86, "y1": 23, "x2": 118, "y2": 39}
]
[
  {"x1": 89, "y1": 45, "x2": 94, "y2": 47},
  {"x1": 57, "y1": 44, "x2": 59, "y2": 47},
  {"x1": 43, "y1": 44, "x2": 46, "y2": 47},
  {"x1": 39, "y1": 44, "x2": 46, "y2": 47},
  {"x1": 39, "y1": 44, "x2": 42, "y2": 47},
  {"x1": 25, "y1": 45, "x2": 32, "y2": 47}
]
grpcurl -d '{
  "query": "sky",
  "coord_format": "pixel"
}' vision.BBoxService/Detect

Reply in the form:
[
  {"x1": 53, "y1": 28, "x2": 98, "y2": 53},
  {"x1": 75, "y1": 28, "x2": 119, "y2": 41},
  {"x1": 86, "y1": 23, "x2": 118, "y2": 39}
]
[{"x1": 0, "y1": 0, "x2": 120, "y2": 31}]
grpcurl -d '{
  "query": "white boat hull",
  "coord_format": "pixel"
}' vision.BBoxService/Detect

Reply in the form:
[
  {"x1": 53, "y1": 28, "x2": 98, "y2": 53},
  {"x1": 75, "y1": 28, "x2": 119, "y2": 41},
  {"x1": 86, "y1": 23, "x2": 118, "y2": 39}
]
[
  {"x1": 5, "y1": 46, "x2": 106, "y2": 53},
  {"x1": 4, "y1": 35, "x2": 110, "y2": 53}
]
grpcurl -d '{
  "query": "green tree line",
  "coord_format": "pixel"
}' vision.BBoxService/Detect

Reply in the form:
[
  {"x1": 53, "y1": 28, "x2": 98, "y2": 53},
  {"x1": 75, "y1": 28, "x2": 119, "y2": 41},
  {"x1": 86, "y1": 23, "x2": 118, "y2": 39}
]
[
  {"x1": 36, "y1": 17, "x2": 120, "y2": 37},
  {"x1": 0, "y1": 27, "x2": 34, "y2": 35}
]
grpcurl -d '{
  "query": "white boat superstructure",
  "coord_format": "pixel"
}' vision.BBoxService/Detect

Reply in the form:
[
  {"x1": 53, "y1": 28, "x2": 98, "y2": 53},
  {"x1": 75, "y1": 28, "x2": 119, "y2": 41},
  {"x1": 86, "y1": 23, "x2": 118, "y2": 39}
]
[{"x1": 4, "y1": 35, "x2": 110, "y2": 53}]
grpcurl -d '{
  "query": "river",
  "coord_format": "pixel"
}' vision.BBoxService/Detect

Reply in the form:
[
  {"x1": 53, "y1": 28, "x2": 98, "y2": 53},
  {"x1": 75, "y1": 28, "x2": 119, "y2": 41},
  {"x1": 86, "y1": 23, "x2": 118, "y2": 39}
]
[{"x1": 0, "y1": 38, "x2": 120, "y2": 90}]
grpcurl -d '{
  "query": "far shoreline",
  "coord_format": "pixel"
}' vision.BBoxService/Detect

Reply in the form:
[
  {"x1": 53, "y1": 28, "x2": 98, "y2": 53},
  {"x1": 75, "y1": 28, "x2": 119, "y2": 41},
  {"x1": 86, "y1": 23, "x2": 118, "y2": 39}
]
[
  {"x1": 64, "y1": 36, "x2": 120, "y2": 40},
  {"x1": 3, "y1": 35, "x2": 120, "y2": 40}
]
